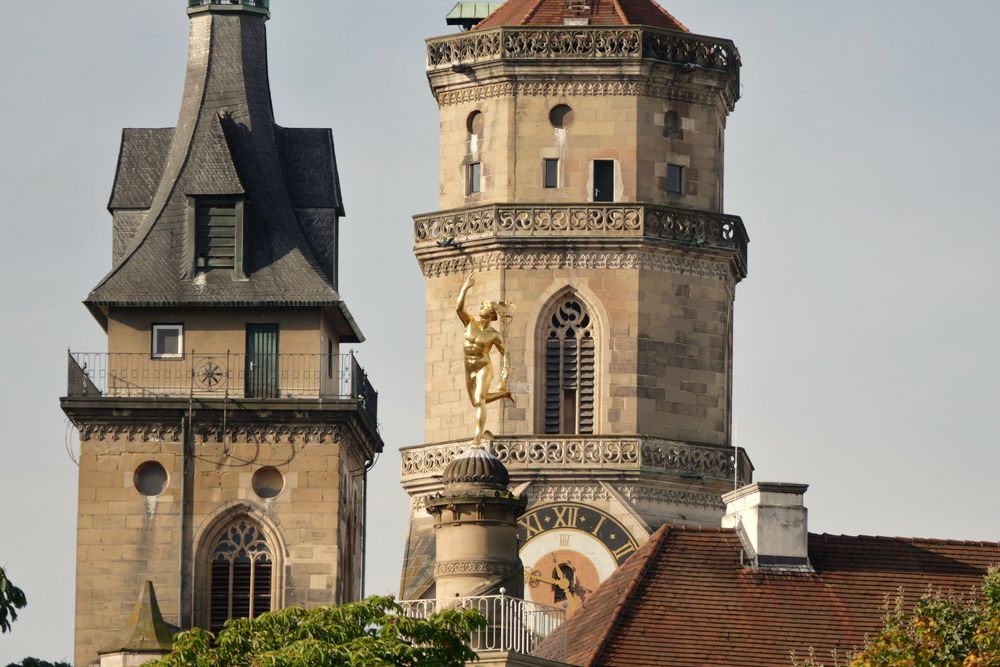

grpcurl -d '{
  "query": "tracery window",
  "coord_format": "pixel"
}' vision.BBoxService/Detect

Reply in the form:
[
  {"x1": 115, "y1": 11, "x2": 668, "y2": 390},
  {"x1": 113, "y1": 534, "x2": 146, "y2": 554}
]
[
  {"x1": 209, "y1": 518, "x2": 273, "y2": 632},
  {"x1": 544, "y1": 298, "x2": 595, "y2": 434}
]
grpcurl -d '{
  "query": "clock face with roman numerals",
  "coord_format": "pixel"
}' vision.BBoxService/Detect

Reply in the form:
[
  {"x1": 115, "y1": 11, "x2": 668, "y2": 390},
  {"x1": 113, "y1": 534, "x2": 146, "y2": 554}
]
[
  {"x1": 517, "y1": 503, "x2": 640, "y2": 564},
  {"x1": 517, "y1": 502, "x2": 641, "y2": 612}
]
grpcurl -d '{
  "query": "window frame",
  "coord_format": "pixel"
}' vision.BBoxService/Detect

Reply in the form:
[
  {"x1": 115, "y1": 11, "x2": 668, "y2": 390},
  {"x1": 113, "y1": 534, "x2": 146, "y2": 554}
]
[
  {"x1": 467, "y1": 161, "x2": 482, "y2": 195},
  {"x1": 666, "y1": 163, "x2": 684, "y2": 195},
  {"x1": 151, "y1": 323, "x2": 185, "y2": 359},
  {"x1": 544, "y1": 158, "x2": 560, "y2": 189}
]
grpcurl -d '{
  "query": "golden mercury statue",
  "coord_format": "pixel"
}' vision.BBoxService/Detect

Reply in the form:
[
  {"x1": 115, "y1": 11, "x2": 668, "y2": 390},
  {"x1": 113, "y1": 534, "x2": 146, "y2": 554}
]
[{"x1": 456, "y1": 274, "x2": 514, "y2": 446}]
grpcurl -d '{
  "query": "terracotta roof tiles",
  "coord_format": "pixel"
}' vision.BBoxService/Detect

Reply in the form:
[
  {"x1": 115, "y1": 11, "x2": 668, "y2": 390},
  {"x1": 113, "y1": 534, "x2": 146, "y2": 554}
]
[
  {"x1": 474, "y1": 0, "x2": 687, "y2": 31},
  {"x1": 562, "y1": 526, "x2": 1000, "y2": 666}
]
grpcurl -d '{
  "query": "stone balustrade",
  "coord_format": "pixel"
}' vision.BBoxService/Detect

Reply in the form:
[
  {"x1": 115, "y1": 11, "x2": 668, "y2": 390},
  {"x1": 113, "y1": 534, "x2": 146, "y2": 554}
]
[{"x1": 400, "y1": 435, "x2": 753, "y2": 489}]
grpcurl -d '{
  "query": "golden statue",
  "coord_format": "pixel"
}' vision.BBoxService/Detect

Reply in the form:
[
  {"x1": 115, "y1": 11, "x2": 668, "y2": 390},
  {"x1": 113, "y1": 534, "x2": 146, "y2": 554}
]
[{"x1": 457, "y1": 274, "x2": 514, "y2": 446}]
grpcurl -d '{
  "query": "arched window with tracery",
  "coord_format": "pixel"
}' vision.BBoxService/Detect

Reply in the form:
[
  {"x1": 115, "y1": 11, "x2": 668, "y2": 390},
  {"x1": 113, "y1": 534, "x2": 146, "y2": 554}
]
[
  {"x1": 544, "y1": 298, "x2": 596, "y2": 434},
  {"x1": 209, "y1": 518, "x2": 273, "y2": 632}
]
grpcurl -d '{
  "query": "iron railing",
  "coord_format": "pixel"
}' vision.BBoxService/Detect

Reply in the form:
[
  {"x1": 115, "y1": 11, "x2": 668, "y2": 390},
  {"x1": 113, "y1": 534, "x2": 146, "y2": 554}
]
[
  {"x1": 398, "y1": 592, "x2": 566, "y2": 661},
  {"x1": 67, "y1": 351, "x2": 377, "y2": 424}
]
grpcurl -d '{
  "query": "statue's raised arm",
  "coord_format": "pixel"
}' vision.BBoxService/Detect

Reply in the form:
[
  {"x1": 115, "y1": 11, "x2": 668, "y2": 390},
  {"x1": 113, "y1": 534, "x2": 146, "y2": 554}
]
[
  {"x1": 456, "y1": 274, "x2": 474, "y2": 326},
  {"x1": 456, "y1": 274, "x2": 514, "y2": 446}
]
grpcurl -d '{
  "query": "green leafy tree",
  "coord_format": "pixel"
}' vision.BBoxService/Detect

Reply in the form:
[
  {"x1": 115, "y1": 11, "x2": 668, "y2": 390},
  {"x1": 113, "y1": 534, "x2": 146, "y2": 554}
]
[
  {"x1": 0, "y1": 566, "x2": 27, "y2": 634},
  {"x1": 149, "y1": 596, "x2": 485, "y2": 667},
  {"x1": 794, "y1": 566, "x2": 1000, "y2": 667},
  {"x1": 5, "y1": 659, "x2": 73, "y2": 667}
]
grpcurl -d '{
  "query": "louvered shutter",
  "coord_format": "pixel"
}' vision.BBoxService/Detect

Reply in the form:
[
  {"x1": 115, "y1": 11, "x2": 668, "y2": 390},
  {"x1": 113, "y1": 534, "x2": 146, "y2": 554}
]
[{"x1": 544, "y1": 298, "x2": 596, "y2": 435}]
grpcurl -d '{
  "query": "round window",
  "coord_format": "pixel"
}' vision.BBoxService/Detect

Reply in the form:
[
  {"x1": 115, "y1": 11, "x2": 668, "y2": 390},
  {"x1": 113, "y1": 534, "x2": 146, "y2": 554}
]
[
  {"x1": 134, "y1": 461, "x2": 168, "y2": 497},
  {"x1": 252, "y1": 466, "x2": 285, "y2": 499},
  {"x1": 549, "y1": 104, "x2": 574, "y2": 129}
]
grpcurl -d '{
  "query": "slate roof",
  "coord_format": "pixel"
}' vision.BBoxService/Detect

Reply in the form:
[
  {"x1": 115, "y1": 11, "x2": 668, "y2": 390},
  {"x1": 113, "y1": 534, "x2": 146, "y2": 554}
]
[
  {"x1": 561, "y1": 525, "x2": 1000, "y2": 666},
  {"x1": 474, "y1": 0, "x2": 688, "y2": 31},
  {"x1": 91, "y1": 10, "x2": 358, "y2": 337}
]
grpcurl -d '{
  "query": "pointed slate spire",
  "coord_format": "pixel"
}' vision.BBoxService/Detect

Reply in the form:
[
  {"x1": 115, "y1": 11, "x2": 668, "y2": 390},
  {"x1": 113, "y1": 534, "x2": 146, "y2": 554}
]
[
  {"x1": 88, "y1": 1, "x2": 361, "y2": 340},
  {"x1": 98, "y1": 581, "x2": 174, "y2": 655}
]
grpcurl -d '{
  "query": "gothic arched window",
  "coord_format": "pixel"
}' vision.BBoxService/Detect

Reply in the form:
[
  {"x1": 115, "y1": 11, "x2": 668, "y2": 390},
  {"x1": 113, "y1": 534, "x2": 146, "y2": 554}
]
[
  {"x1": 544, "y1": 298, "x2": 596, "y2": 434},
  {"x1": 209, "y1": 518, "x2": 273, "y2": 632}
]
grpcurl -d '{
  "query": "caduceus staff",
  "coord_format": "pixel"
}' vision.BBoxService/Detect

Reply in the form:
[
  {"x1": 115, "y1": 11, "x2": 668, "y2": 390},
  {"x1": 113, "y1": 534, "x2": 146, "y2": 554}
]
[{"x1": 456, "y1": 274, "x2": 515, "y2": 447}]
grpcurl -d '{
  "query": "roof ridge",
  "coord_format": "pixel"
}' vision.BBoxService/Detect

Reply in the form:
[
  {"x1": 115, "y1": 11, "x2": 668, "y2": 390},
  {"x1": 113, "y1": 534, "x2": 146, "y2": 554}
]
[
  {"x1": 585, "y1": 524, "x2": 672, "y2": 667},
  {"x1": 813, "y1": 533, "x2": 1000, "y2": 547}
]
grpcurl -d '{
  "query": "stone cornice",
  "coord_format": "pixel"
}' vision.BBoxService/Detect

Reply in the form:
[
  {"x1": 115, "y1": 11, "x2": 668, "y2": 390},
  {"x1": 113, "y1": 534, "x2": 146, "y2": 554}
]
[
  {"x1": 426, "y1": 26, "x2": 740, "y2": 111},
  {"x1": 401, "y1": 436, "x2": 753, "y2": 492},
  {"x1": 434, "y1": 79, "x2": 721, "y2": 110},
  {"x1": 66, "y1": 401, "x2": 383, "y2": 460}
]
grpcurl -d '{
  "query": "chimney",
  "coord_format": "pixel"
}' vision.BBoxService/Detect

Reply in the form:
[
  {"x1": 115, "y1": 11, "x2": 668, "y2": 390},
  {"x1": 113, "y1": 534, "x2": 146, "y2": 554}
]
[{"x1": 721, "y1": 482, "x2": 811, "y2": 572}]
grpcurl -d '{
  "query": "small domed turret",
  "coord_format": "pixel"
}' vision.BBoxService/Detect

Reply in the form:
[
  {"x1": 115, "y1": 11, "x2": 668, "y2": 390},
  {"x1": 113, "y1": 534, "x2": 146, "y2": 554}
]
[{"x1": 442, "y1": 447, "x2": 510, "y2": 487}]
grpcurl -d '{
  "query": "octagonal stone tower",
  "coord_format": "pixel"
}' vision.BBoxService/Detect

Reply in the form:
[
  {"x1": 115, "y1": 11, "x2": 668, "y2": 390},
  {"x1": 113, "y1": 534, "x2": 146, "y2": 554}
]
[{"x1": 401, "y1": 0, "x2": 752, "y2": 606}]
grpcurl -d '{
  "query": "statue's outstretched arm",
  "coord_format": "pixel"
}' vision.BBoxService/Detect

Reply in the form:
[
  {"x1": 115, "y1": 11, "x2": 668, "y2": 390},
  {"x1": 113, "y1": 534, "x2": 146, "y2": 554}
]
[{"x1": 457, "y1": 274, "x2": 474, "y2": 326}]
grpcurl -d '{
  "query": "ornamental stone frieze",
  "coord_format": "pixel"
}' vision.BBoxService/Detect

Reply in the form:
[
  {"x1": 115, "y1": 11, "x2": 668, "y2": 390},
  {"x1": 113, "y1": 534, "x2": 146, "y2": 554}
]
[
  {"x1": 426, "y1": 26, "x2": 740, "y2": 110},
  {"x1": 419, "y1": 250, "x2": 735, "y2": 292},
  {"x1": 76, "y1": 421, "x2": 344, "y2": 446},
  {"x1": 400, "y1": 436, "x2": 752, "y2": 490},
  {"x1": 434, "y1": 80, "x2": 718, "y2": 108},
  {"x1": 433, "y1": 558, "x2": 522, "y2": 578},
  {"x1": 412, "y1": 203, "x2": 748, "y2": 281}
]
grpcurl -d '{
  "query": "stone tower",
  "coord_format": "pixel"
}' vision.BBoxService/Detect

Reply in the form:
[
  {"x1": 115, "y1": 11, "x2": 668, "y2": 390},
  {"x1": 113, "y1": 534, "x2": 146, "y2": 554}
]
[
  {"x1": 61, "y1": 2, "x2": 381, "y2": 664},
  {"x1": 428, "y1": 448, "x2": 526, "y2": 600},
  {"x1": 400, "y1": 0, "x2": 751, "y2": 608}
]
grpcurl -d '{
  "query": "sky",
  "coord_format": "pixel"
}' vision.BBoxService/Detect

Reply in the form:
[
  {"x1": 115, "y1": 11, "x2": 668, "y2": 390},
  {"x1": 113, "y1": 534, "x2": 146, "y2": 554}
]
[{"x1": 2, "y1": 0, "x2": 999, "y2": 663}]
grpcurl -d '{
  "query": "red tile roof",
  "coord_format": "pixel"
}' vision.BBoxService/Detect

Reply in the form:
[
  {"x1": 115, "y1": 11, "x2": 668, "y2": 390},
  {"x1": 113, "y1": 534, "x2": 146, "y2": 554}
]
[
  {"x1": 562, "y1": 525, "x2": 1000, "y2": 666},
  {"x1": 474, "y1": 0, "x2": 688, "y2": 31}
]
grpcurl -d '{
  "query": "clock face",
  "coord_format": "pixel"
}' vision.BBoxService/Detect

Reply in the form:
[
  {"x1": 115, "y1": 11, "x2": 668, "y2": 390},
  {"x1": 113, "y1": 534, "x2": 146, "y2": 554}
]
[{"x1": 517, "y1": 503, "x2": 641, "y2": 612}]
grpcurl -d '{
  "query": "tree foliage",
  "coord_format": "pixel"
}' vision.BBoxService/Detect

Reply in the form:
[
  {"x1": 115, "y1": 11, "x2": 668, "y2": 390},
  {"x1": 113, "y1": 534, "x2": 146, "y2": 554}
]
[
  {"x1": 4, "y1": 659, "x2": 72, "y2": 667},
  {"x1": 795, "y1": 566, "x2": 1000, "y2": 667},
  {"x1": 148, "y1": 596, "x2": 485, "y2": 667},
  {"x1": 0, "y1": 565, "x2": 27, "y2": 634}
]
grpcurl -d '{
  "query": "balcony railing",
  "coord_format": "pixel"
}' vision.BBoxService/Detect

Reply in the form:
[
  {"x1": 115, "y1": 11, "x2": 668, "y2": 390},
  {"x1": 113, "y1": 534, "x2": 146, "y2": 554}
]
[
  {"x1": 401, "y1": 436, "x2": 753, "y2": 490},
  {"x1": 413, "y1": 203, "x2": 748, "y2": 278},
  {"x1": 66, "y1": 351, "x2": 377, "y2": 425},
  {"x1": 399, "y1": 592, "x2": 565, "y2": 662},
  {"x1": 426, "y1": 26, "x2": 740, "y2": 109}
]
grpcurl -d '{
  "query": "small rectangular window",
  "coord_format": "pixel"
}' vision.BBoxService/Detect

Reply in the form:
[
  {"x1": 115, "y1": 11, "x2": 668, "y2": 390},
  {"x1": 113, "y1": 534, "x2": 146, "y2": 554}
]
[
  {"x1": 152, "y1": 324, "x2": 183, "y2": 359},
  {"x1": 667, "y1": 164, "x2": 684, "y2": 194},
  {"x1": 467, "y1": 162, "x2": 481, "y2": 194},
  {"x1": 544, "y1": 159, "x2": 559, "y2": 189}
]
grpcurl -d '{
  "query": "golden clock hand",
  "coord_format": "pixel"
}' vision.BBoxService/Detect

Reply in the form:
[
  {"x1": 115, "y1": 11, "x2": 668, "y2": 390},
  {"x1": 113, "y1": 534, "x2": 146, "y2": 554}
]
[{"x1": 527, "y1": 572, "x2": 561, "y2": 587}]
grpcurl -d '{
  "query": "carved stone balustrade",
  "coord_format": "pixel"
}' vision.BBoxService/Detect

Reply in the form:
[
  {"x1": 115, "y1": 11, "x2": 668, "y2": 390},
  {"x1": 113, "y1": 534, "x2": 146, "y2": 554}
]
[
  {"x1": 412, "y1": 203, "x2": 748, "y2": 279},
  {"x1": 400, "y1": 435, "x2": 753, "y2": 493},
  {"x1": 426, "y1": 26, "x2": 740, "y2": 110}
]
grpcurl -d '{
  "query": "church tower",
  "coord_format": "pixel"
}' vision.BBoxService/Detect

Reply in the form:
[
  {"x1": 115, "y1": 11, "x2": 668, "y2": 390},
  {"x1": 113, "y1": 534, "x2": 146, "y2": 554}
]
[
  {"x1": 400, "y1": 0, "x2": 751, "y2": 608},
  {"x1": 61, "y1": 2, "x2": 381, "y2": 664}
]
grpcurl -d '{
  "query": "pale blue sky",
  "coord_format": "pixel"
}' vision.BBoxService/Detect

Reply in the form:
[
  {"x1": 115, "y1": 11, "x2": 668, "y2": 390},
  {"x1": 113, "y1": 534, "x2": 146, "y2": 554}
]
[{"x1": 2, "y1": 1, "x2": 999, "y2": 662}]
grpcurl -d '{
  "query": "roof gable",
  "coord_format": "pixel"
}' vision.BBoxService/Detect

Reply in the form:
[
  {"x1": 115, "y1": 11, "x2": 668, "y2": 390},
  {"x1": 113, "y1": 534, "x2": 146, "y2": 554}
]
[
  {"x1": 108, "y1": 128, "x2": 174, "y2": 210},
  {"x1": 474, "y1": 0, "x2": 688, "y2": 31}
]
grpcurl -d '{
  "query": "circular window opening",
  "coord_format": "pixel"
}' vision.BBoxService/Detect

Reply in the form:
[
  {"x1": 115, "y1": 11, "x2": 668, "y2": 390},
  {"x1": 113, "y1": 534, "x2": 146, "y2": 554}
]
[
  {"x1": 134, "y1": 461, "x2": 168, "y2": 497},
  {"x1": 252, "y1": 466, "x2": 285, "y2": 499},
  {"x1": 467, "y1": 110, "x2": 484, "y2": 137},
  {"x1": 549, "y1": 104, "x2": 574, "y2": 129}
]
